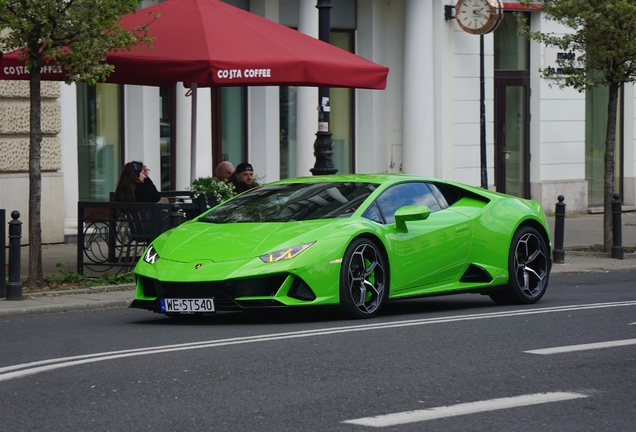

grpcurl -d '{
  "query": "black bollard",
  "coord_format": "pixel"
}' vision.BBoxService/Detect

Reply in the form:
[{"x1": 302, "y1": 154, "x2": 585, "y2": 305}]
[
  {"x1": 611, "y1": 193, "x2": 623, "y2": 260},
  {"x1": 170, "y1": 203, "x2": 182, "y2": 228},
  {"x1": 553, "y1": 195, "x2": 566, "y2": 264},
  {"x1": 6, "y1": 210, "x2": 23, "y2": 300}
]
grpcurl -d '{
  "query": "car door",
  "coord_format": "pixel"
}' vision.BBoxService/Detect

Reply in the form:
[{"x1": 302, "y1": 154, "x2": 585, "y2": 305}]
[{"x1": 365, "y1": 182, "x2": 473, "y2": 294}]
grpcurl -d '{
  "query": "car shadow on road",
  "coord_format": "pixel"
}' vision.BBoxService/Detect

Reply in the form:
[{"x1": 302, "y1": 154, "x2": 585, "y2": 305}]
[{"x1": 128, "y1": 294, "x2": 503, "y2": 326}]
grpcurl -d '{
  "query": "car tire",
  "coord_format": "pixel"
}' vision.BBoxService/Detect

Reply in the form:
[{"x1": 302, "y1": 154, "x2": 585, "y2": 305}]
[
  {"x1": 339, "y1": 238, "x2": 388, "y2": 319},
  {"x1": 490, "y1": 226, "x2": 550, "y2": 305}
]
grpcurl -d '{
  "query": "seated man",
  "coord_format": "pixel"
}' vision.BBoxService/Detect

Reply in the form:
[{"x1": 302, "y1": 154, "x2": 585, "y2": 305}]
[
  {"x1": 215, "y1": 161, "x2": 234, "y2": 181},
  {"x1": 230, "y1": 162, "x2": 260, "y2": 193}
]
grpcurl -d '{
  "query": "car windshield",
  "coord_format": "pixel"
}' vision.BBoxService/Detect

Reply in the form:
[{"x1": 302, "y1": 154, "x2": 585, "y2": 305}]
[{"x1": 199, "y1": 182, "x2": 379, "y2": 223}]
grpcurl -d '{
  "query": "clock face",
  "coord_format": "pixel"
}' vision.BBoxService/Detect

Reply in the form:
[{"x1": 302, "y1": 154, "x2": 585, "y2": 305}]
[{"x1": 455, "y1": 0, "x2": 503, "y2": 35}]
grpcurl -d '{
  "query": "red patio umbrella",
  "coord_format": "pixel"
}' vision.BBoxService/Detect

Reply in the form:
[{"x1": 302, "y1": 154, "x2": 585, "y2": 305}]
[
  {"x1": 0, "y1": 0, "x2": 389, "y2": 180},
  {"x1": 0, "y1": 0, "x2": 388, "y2": 89}
]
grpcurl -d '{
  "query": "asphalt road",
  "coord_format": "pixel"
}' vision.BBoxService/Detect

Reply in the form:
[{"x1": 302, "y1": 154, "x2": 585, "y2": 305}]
[{"x1": 1, "y1": 270, "x2": 635, "y2": 431}]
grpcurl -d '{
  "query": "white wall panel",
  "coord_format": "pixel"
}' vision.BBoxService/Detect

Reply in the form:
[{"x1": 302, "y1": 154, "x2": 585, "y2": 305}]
[
  {"x1": 454, "y1": 167, "x2": 482, "y2": 185},
  {"x1": 539, "y1": 120, "x2": 585, "y2": 143},
  {"x1": 454, "y1": 145, "x2": 481, "y2": 168},
  {"x1": 453, "y1": 54, "x2": 481, "y2": 78},
  {"x1": 453, "y1": 77, "x2": 481, "y2": 101},
  {"x1": 453, "y1": 123, "x2": 480, "y2": 146},
  {"x1": 539, "y1": 98, "x2": 585, "y2": 121},
  {"x1": 538, "y1": 78, "x2": 584, "y2": 100},
  {"x1": 540, "y1": 141, "x2": 586, "y2": 165},
  {"x1": 453, "y1": 100, "x2": 481, "y2": 124},
  {"x1": 540, "y1": 163, "x2": 585, "y2": 181}
]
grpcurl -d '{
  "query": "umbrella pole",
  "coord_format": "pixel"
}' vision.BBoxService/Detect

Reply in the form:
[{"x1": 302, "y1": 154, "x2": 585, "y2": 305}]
[{"x1": 190, "y1": 83, "x2": 198, "y2": 184}]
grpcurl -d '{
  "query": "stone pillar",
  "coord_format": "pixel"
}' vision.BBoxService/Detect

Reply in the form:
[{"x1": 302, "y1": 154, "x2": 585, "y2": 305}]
[
  {"x1": 60, "y1": 83, "x2": 78, "y2": 243},
  {"x1": 402, "y1": 0, "x2": 435, "y2": 176},
  {"x1": 249, "y1": 0, "x2": 280, "y2": 182},
  {"x1": 172, "y1": 84, "x2": 213, "y2": 190},
  {"x1": 125, "y1": 86, "x2": 161, "y2": 184}
]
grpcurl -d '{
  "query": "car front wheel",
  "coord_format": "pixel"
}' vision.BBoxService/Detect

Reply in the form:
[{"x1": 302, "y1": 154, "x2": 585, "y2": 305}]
[
  {"x1": 339, "y1": 238, "x2": 387, "y2": 319},
  {"x1": 490, "y1": 226, "x2": 550, "y2": 305}
]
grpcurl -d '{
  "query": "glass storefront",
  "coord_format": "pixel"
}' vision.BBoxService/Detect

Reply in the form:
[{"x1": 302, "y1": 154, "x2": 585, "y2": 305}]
[
  {"x1": 159, "y1": 87, "x2": 173, "y2": 191},
  {"x1": 76, "y1": 83, "x2": 122, "y2": 201},
  {"x1": 279, "y1": 86, "x2": 296, "y2": 178},
  {"x1": 221, "y1": 87, "x2": 246, "y2": 164},
  {"x1": 494, "y1": 12, "x2": 529, "y2": 71},
  {"x1": 502, "y1": 85, "x2": 527, "y2": 197},
  {"x1": 585, "y1": 77, "x2": 622, "y2": 206},
  {"x1": 493, "y1": 12, "x2": 530, "y2": 198},
  {"x1": 279, "y1": 30, "x2": 354, "y2": 179},
  {"x1": 330, "y1": 31, "x2": 354, "y2": 175}
]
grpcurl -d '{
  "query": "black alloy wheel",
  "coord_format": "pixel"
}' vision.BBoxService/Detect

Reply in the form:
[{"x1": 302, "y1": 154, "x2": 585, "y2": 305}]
[
  {"x1": 339, "y1": 238, "x2": 388, "y2": 319},
  {"x1": 490, "y1": 226, "x2": 550, "y2": 305}
]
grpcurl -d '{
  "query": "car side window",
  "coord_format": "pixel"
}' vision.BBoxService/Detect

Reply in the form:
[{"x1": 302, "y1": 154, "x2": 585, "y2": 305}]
[
  {"x1": 427, "y1": 183, "x2": 449, "y2": 209},
  {"x1": 373, "y1": 182, "x2": 442, "y2": 224},
  {"x1": 362, "y1": 201, "x2": 384, "y2": 223}
]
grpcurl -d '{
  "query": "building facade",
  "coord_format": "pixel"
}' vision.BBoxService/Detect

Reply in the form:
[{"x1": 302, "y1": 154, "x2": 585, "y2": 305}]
[{"x1": 1, "y1": 0, "x2": 635, "y2": 244}]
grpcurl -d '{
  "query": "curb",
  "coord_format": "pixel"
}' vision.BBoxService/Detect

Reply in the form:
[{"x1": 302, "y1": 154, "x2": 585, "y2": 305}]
[
  {"x1": 562, "y1": 251, "x2": 636, "y2": 258},
  {"x1": 0, "y1": 284, "x2": 135, "y2": 318},
  {"x1": 21, "y1": 283, "x2": 135, "y2": 298},
  {"x1": 0, "y1": 299, "x2": 131, "y2": 318}
]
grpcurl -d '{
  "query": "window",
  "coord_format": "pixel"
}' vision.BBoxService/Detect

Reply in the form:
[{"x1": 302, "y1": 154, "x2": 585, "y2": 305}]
[
  {"x1": 279, "y1": 86, "x2": 297, "y2": 178},
  {"x1": 366, "y1": 182, "x2": 443, "y2": 224},
  {"x1": 200, "y1": 182, "x2": 378, "y2": 223},
  {"x1": 585, "y1": 77, "x2": 622, "y2": 206},
  {"x1": 212, "y1": 87, "x2": 247, "y2": 169},
  {"x1": 494, "y1": 12, "x2": 529, "y2": 71},
  {"x1": 160, "y1": 87, "x2": 175, "y2": 191},
  {"x1": 279, "y1": 30, "x2": 355, "y2": 178},
  {"x1": 76, "y1": 83, "x2": 122, "y2": 201},
  {"x1": 330, "y1": 31, "x2": 355, "y2": 174}
]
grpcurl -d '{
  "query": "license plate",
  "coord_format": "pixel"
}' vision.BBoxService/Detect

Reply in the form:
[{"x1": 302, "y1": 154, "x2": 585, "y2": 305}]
[{"x1": 160, "y1": 298, "x2": 215, "y2": 313}]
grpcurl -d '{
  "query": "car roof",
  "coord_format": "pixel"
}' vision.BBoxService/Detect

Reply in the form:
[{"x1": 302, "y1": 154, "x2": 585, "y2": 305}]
[
  {"x1": 266, "y1": 174, "x2": 510, "y2": 204},
  {"x1": 270, "y1": 173, "x2": 440, "y2": 186}
]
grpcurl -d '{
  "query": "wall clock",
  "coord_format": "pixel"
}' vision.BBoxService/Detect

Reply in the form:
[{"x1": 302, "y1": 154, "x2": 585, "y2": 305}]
[{"x1": 455, "y1": 0, "x2": 504, "y2": 35}]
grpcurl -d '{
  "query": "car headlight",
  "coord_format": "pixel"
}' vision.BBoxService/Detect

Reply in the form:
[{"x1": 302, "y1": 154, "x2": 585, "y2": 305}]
[
  {"x1": 143, "y1": 245, "x2": 160, "y2": 265},
  {"x1": 259, "y1": 241, "x2": 315, "y2": 263}
]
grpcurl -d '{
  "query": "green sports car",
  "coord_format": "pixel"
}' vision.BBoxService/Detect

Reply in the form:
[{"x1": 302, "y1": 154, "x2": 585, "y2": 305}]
[{"x1": 130, "y1": 174, "x2": 551, "y2": 319}]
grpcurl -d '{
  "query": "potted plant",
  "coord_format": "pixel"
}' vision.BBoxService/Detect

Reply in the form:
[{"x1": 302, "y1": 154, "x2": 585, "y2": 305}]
[{"x1": 190, "y1": 177, "x2": 237, "y2": 210}]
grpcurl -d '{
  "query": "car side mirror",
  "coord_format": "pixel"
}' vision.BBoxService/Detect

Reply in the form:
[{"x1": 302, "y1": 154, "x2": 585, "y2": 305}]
[{"x1": 394, "y1": 205, "x2": 431, "y2": 233}]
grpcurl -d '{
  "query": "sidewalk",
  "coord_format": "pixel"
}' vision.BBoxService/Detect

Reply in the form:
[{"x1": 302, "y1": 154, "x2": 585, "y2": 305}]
[{"x1": 1, "y1": 212, "x2": 635, "y2": 317}]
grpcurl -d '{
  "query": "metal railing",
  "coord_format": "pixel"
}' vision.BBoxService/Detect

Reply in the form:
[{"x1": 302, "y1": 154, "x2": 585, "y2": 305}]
[{"x1": 77, "y1": 193, "x2": 205, "y2": 275}]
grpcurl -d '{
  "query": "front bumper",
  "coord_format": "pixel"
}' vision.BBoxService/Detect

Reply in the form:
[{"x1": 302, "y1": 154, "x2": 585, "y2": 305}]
[{"x1": 130, "y1": 272, "x2": 323, "y2": 313}]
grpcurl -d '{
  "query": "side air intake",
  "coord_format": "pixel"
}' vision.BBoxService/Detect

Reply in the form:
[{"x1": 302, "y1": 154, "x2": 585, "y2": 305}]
[
  {"x1": 288, "y1": 277, "x2": 317, "y2": 301},
  {"x1": 460, "y1": 264, "x2": 493, "y2": 283}
]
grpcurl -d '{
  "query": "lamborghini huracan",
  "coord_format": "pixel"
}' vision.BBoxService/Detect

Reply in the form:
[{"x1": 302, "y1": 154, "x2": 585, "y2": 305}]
[{"x1": 130, "y1": 174, "x2": 551, "y2": 319}]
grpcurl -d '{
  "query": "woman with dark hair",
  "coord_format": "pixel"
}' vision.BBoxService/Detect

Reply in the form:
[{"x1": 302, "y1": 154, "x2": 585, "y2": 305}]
[{"x1": 113, "y1": 161, "x2": 160, "y2": 202}]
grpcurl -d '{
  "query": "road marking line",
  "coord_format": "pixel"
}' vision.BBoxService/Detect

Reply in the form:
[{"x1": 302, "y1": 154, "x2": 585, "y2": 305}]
[
  {"x1": 342, "y1": 392, "x2": 588, "y2": 427},
  {"x1": 525, "y1": 338, "x2": 636, "y2": 355},
  {"x1": 1, "y1": 300, "x2": 636, "y2": 382}
]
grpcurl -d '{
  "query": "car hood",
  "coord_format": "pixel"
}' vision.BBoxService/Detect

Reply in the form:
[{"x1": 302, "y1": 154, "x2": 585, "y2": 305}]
[{"x1": 155, "y1": 219, "x2": 353, "y2": 263}]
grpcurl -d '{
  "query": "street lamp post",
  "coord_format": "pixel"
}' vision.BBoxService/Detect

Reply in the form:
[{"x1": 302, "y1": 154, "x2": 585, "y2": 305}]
[
  {"x1": 480, "y1": 34, "x2": 487, "y2": 189},
  {"x1": 310, "y1": 0, "x2": 337, "y2": 175}
]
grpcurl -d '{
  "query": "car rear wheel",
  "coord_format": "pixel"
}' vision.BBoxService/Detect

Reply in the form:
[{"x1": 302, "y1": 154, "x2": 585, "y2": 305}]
[
  {"x1": 490, "y1": 226, "x2": 550, "y2": 305},
  {"x1": 339, "y1": 238, "x2": 387, "y2": 319}
]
